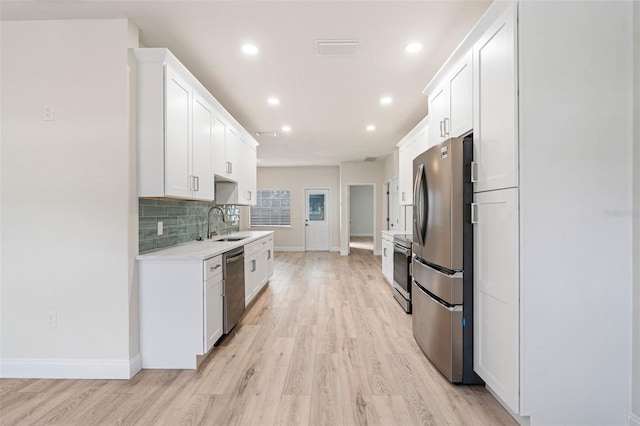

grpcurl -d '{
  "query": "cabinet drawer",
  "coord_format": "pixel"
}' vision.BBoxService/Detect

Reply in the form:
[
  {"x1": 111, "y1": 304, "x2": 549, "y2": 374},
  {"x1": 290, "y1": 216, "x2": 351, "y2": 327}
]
[
  {"x1": 245, "y1": 236, "x2": 268, "y2": 257},
  {"x1": 204, "y1": 255, "x2": 223, "y2": 281}
]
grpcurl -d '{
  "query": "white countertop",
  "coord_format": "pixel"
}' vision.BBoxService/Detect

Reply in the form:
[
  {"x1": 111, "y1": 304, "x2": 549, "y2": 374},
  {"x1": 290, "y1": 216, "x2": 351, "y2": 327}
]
[
  {"x1": 137, "y1": 230, "x2": 273, "y2": 261},
  {"x1": 381, "y1": 230, "x2": 410, "y2": 237}
]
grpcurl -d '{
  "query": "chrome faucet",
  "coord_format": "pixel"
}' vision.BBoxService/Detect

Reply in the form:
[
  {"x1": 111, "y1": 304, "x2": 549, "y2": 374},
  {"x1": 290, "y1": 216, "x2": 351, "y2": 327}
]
[{"x1": 207, "y1": 205, "x2": 227, "y2": 239}]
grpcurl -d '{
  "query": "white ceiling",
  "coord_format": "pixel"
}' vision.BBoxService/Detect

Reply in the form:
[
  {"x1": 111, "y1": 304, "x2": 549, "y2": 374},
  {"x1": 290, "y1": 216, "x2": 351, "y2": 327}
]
[{"x1": 1, "y1": 1, "x2": 492, "y2": 167}]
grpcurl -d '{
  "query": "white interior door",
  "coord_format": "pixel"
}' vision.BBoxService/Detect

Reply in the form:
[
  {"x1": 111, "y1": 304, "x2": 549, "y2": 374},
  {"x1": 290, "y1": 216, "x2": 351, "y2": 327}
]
[{"x1": 304, "y1": 188, "x2": 330, "y2": 251}]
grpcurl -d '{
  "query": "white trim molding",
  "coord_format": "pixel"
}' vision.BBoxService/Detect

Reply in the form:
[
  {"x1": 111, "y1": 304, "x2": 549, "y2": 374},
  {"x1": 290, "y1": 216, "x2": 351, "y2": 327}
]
[
  {"x1": 629, "y1": 413, "x2": 640, "y2": 426},
  {"x1": 274, "y1": 246, "x2": 304, "y2": 252},
  {"x1": 330, "y1": 246, "x2": 340, "y2": 252},
  {"x1": 1, "y1": 354, "x2": 142, "y2": 380}
]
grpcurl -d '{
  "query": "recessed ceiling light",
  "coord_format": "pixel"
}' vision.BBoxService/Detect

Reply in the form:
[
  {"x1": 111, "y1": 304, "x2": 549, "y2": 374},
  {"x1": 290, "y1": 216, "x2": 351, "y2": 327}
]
[
  {"x1": 242, "y1": 44, "x2": 258, "y2": 55},
  {"x1": 405, "y1": 42, "x2": 423, "y2": 53},
  {"x1": 267, "y1": 97, "x2": 280, "y2": 106},
  {"x1": 281, "y1": 125, "x2": 291, "y2": 132},
  {"x1": 366, "y1": 125, "x2": 376, "y2": 132},
  {"x1": 380, "y1": 96, "x2": 392, "y2": 105}
]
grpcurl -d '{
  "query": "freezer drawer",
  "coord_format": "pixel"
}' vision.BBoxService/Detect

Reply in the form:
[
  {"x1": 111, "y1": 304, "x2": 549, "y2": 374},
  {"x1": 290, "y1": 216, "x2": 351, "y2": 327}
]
[
  {"x1": 412, "y1": 281, "x2": 463, "y2": 383},
  {"x1": 412, "y1": 257, "x2": 463, "y2": 305}
]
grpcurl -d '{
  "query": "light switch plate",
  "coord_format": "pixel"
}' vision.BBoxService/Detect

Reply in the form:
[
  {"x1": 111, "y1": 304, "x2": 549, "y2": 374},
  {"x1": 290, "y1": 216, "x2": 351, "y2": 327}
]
[{"x1": 157, "y1": 221, "x2": 163, "y2": 235}]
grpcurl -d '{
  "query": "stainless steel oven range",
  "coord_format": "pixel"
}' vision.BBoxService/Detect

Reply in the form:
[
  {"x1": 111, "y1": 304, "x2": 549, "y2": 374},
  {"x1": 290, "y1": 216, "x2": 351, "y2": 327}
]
[{"x1": 392, "y1": 233, "x2": 412, "y2": 313}]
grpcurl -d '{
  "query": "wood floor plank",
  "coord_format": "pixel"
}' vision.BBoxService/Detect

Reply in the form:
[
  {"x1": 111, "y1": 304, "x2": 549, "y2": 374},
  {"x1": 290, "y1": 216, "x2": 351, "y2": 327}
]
[
  {"x1": 274, "y1": 394, "x2": 311, "y2": 426},
  {"x1": 0, "y1": 251, "x2": 516, "y2": 426},
  {"x1": 310, "y1": 353, "x2": 343, "y2": 426}
]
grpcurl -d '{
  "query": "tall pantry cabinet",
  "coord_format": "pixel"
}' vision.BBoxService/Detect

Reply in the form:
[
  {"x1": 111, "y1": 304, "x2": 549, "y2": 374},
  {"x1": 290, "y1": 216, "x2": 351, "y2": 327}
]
[{"x1": 424, "y1": 1, "x2": 634, "y2": 424}]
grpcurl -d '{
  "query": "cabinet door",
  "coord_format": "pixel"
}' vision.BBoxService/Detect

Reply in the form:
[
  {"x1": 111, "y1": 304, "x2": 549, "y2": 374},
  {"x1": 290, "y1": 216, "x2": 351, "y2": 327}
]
[
  {"x1": 473, "y1": 3, "x2": 518, "y2": 192},
  {"x1": 448, "y1": 51, "x2": 473, "y2": 138},
  {"x1": 244, "y1": 254, "x2": 258, "y2": 305},
  {"x1": 473, "y1": 187, "x2": 519, "y2": 413},
  {"x1": 164, "y1": 66, "x2": 191, "y2": 198},
  {"x1": 225, "y1": 127, "x2": 239, "y2": 181},
  {"x1": 213, "y1": 117, "x2": 227, "y2": 177},
  {"x1": 204, "y1": 274, "x2": 223, "y2": 353},
  {"x1": 237, "y1": 139, "x2": 257, "y2": 205},
  {"x1": 266, "y1": 239, "x2": 274, "y2": 278},
  {"x1": 191, "y1": 93, "x2": 215, "y2": 201},
  {"x1": 428, "y1": 85, "x2": 448, "y2": 144},
  {"x1": 381, "y1": 238, "x2": 393, "y2": 285},
  {"x1": 398, "y1": 140, "x2": 413, "y2": 206}
]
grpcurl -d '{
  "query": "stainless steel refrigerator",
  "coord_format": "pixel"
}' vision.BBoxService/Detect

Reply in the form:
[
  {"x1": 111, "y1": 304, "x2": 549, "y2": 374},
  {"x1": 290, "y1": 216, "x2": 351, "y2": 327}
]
[{"x1": 412, "y1": 135, "x2": 482, "y2": 384}]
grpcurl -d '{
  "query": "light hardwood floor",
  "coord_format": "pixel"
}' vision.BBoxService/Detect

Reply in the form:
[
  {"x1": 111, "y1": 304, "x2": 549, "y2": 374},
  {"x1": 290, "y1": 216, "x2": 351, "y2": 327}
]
[
  {"x1": 349, "y1": 236, "x2": 374, "y2": 252},
  {"x1": 0, "y1": 249, "x2": 515, "y2": 426}
]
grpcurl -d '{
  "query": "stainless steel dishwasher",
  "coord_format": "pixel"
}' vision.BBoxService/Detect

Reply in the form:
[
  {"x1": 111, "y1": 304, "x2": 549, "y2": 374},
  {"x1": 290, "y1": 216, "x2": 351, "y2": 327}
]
[{"x1": 222, "y1": 246, "x2": 245, "y2": 334}]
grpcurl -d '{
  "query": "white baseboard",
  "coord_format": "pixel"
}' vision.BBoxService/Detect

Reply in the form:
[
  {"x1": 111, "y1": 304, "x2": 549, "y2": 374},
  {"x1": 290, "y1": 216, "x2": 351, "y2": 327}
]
[
  {"x1": 340, "y1": 250, "x2": 348, "y2": 256},
  {"x1": 629, "y1": 412, "x2": 640, "y2": 426},
  {"x1": 349, "y1": 233, "x2": 373, "y2": 237},
  {"x1": 274, "y1": 246, "x2": 304, "y2": 252},
  {"x1": 275, "y1": 246, "x2": 340, "y2": 252},
  {"x1": 486, "y1": 385, "x2": 530, "y2": 426},
  {"x1": 1, "y1": 354, "x2": 142, "y2": 379},
  {"x1": 374, "y1": 249, "x2": 382, "y2": 256}
]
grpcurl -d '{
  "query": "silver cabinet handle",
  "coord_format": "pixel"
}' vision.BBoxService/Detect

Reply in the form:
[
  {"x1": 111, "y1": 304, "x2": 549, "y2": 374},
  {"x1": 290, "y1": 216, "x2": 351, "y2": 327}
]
[
  {"x1": 247, "y1": 191, "x2": 252, "y2": 200},
  {"x1": 267, "y1": 249, "x2": 271, "y2": 260},
  {"x1": 444, "y1": 117, "x2": 450, "y2": 136},
  {"x1": 401, "y1": 192, "x2": 406, "y2": 202},
  {"x1": 251, "y1": 259, "x2": 256, "y2": 272},
  {"x1": 194, "y1": 176, "x2": 200, "y2": 191},
  {"x1": 190, "y1": 175, "x2": 195, "y2": 191},
  {"x1": 209, "y1": 264, "x2": 221, "y2": 271},
  {"x1": 383, "y1": 247, "x2": 387, "y2": 257},
  {"x1": 471, "y1": 162, "x2": 479, "y2": 183},
  {"x1": 471, "y1": 203, "x2": 478, "y2": 224},
  {"x1": 439, "y1": 120, "x2": 444, "y2": 138}
]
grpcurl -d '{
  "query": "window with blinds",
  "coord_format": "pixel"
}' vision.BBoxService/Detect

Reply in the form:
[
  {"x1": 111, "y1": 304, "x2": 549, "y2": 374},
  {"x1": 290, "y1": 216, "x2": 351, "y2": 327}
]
[{"x1": 250, "y1": 190, "x2": 291, "y2": 227}]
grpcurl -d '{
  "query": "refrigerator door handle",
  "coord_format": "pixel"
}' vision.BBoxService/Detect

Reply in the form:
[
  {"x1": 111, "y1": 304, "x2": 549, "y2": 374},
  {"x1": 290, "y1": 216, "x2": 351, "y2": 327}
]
[{"x1": 413, "y1": 163, "x2": 426, "y2": 246}]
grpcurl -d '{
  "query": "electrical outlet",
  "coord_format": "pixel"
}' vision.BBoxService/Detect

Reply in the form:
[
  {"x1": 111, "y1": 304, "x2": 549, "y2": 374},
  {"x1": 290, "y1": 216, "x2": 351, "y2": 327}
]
[
  {"x1": 157, "y1": 221, "x2": 163, "y2": 235},
  {"x1": 47, "y1": 311, "x2": 57, "y2": 328},
  {"x1": 44, "y1": 105, "x2": 55, "y2": 121}
]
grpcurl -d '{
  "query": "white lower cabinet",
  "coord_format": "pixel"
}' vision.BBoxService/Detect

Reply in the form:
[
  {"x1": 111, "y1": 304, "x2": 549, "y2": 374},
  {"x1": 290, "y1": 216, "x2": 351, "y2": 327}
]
[
  {"x1": 139, "y1": 255, "x2": 223, "y2": 369},
  {"x1": 381, "y1": 233, "x2": 394, "y2": 286},
  {"x1": 244, "y1": 235, "x2": 274, "y2": 306},
  {"x1": 473, "y1": 188, "x2": 520, "y2": 413},
  {"x1": 204, "y1": 257, "x2": 224, "y2": 353}
]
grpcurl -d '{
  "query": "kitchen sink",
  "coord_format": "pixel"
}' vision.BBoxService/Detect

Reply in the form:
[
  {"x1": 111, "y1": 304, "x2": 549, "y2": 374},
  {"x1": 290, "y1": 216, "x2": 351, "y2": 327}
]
[{"x1": 216, "y1": 237, "x2": 247, "y2": 242}]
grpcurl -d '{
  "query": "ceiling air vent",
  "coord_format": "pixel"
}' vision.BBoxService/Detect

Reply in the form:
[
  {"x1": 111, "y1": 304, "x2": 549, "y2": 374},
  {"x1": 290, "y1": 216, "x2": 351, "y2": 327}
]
[
  {"x1": 315, "y1": 39, "x2": 359, "y2": 57},
  {"x1": 255, "y1": 131, "x2": 278, "y2": 137},
  {"x1": 364, "y1": 156, "x2": 377, "y2": 162}
]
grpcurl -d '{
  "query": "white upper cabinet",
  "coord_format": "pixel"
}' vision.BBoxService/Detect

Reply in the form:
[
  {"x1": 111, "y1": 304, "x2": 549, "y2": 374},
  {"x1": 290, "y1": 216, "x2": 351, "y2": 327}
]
[
  {"x1": 237, "y1": 138, "x2": 257, "y2": 205},
  {"x1": 397, "y1": 137, "x2": 415, "y2": 206},
  {"x1": 213, "y1": 117, "x2": 227, "y2": 180},
  {"x1": 397, "y1": 115, "x2": 429, "y2": 206},
  {"x1": 164, "y1": 66, "x2": 192, "y2": 199},
  {"x1": 428, "y1": 50, "x2": 473, "y2": 145},
  {"x1": 135, "y1": 48, "x2": 258, "y2": 204},
  {"x1": 215, "y1": 126, "x2": 239, "y2": 182},
  {"x1": 472, "y1": 3, "x2": 518, "y2": 193},
  {"x1": 191, "y1": 92, "x2": 215, "y2": 201}
]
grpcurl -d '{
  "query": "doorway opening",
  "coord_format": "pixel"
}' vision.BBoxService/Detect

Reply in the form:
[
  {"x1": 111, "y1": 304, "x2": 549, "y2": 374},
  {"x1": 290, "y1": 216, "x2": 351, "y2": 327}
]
[{"x1": 348, "y1": 184, "x2": 375, "y2": 255}]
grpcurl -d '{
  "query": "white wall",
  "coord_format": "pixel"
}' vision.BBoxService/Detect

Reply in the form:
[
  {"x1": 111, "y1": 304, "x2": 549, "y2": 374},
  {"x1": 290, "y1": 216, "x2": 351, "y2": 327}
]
[
  {"x1": 0, "y1": 20, "x2": 139, "y2": 378},
  {"x1": 340, "y1": 161, "x2": 385, "y2": 255},
  {"x1": 518, "y1": 2, "x2": 632, "y2": 424},
  {"x1": 632, "y1": 1, "x2": 640, "y2": 423},
  {"x1": 248, "y1": 167, "x2": 340, "y2": 251},
  {"x1": 349, "y1": 185, "x2": 374, "y2": 236}
]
